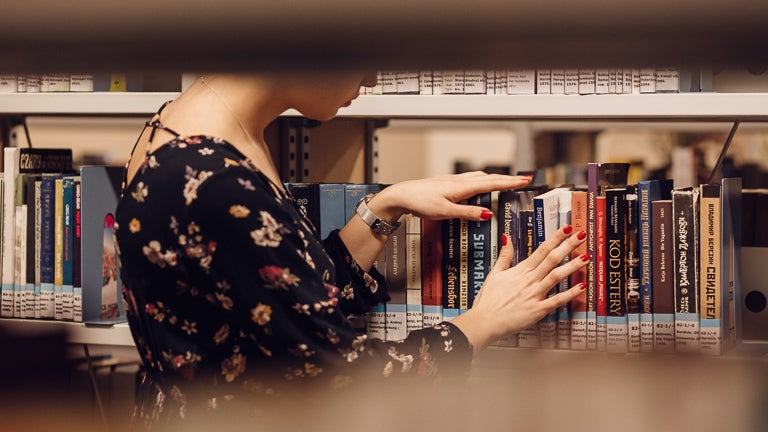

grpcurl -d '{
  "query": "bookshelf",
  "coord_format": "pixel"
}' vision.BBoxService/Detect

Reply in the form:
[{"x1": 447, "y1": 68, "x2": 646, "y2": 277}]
[
  {"x1": 4, "y1": 92, "x2": 768, "y2": 120},
  {"x1": 0, "y1": 318, "x2": 134, "y2": 346}
]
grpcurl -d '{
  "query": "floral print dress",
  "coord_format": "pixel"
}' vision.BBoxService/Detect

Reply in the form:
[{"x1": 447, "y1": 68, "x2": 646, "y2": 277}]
[{"x1": 115, "y1": 129, "x2": 473, "y2": 426}]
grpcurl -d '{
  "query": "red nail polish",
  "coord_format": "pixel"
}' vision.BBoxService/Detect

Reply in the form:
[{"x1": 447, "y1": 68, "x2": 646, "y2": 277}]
[
  {"x1": 576, "y1": 230, "x2": 587, "y2": 241},
  {"x1": 501, "y1": 234, "x2": 508, "y2": 246},
  {"x1": 580, "y1": 253, "x2": 590, "y2": 262},
  {"x1": 480, "y1": 210, "x2": 493, "y2": 220},
  {"x1": 579, "y1": 282, "x2": 587, "y2": 290},
  {"x1": 562, "y1": 224, "x2": 573, "y2": 235}
]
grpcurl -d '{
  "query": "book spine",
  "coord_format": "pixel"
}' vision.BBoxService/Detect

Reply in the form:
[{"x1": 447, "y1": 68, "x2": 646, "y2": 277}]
[
  {"x1": 516, "y1": 209, "x2": 539, "y2": 347},
  {"x1": 606, "y1": 188, "x2": 628, "y2": 353},
  {"x1": 596, "y1": 69, "x2": 611, "y2": 94},
  {"x1": 441, "y1": 217, "x2": 460, "y2": 321},
  {"x1": 534, "y1": 193, "x2": 557, "y2": 348},
  {"x1": 626, "y1": 188, "x2": 641, "y2": 353},
  {"x1": 54, "y1": 178, "x2": 64, "y2": 320},
  {"x1": 467, "y1": 193, "x2": 491, "y2": 305},
  {"x1": 570, "y1": 191, "x2": 588, "y2": 350},
  {"x1": 578, "y1": 69, "x2": 596, "y2": 94},
  {"x1": 458, "y1": 213, "x2": 469, "y2": 313},
  {"x1": 640, "y1": 69, "x2": 657, "y2": 93},
  {"x1": 14, "y1": 205, "x2": 25, "y2": 318},
  {"x1": 672, "y1": 188, "x2": 700, "y2": 352},
  {"x1": 405, "y1": 215, "x2": 422, "y2": 335},
  {"x1": 418, "y1": 71, "x2": 433, "y2": 95},
  {"x1": 420, "y1": 218, "x2": 443, "y2": 327},
  {"x1": 24, "y1": 175, "x2": 39, "y2": 318},
  {"x1": 556, "y1": 190, "x2": 572, "y2": 349},
  {"x1": 699, "y1": 184, "x2": 722, "y2": 355},
  {"x1": 551, "y1": 70, "x2": 566, "y2": 94},
  {"x1": 463, "y1": 70, "x2": 486, "y2": 95},
  {"x1": 493, "y1": 70, "x2": 507, "y2": 95},
  {"x1": 381, "y1": 71, "x2": 397, "y2": 94},
  {"x1": 442, "y1": 71, "x2": 465, "y2": 94},
  {"x1": 637, "y1": 180, "x2": 655, "y2": 352},
  {"x1": 40, "y1": 175, "x2": 56, "y2": 319},
  {"x1": 395, "y1": 71, "x2": 420, "y2": 94},
  {"x1": 536, "y1": 69, "x2": 552, "y2": 94},
  {"x1": 62, "y1": 177, "x2": 75, "y2": 320},
  {"x1": 652, "y1": 200, "x2": 675, "y2": 353},
  {"x1": 564, "y1": 69, "x2": 579, "y2": 94},
  {"x1": 34, "y1": 180, "x2": 42, "y2": 319},
  {"x1": 507, "y1": 69, "x2": 536, "y2": 94},
  {"x1": 73, "y1": 178, "x2": 83, "y2": 322},
  {"x1": 1, "y1": 147, "x2": 19, "y2": 317},
  {"x1": 431, "y1": 71, "x2": 443, "y2": 95},
  {"x1": 318, "y1": 183, "x2": 346, "y2": 239},
  {"x1": 586, "y1": 163, "x2": 599, "y2": 349},
  {"x1": 384, "y1": 223, "x2": 407, "y2": 341},
  {"x1": 720, "y1": 178, "x2": 741, "y2": 351},
  {"x1": 595, "y1": 196, "x2": 608, "y2": 351}
]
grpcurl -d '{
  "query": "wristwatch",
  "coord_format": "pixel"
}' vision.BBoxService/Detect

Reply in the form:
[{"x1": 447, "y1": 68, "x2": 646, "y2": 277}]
[{"x1": 355, "y1": 193, "x2": 401, "y2": 235}]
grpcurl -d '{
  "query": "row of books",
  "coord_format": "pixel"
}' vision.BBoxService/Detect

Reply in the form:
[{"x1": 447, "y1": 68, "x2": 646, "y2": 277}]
[
  {"x1": 0, "y1": 147, "x2": 123, "y2": 323},
  {"x1": 0, "y1": 74, "x2": 96, "y2": 93},
  {"x1": 360, "y1": 68, "x2": 700, "y2": 96},
  {"x1": 289, "y1": 165, "x2": 741, "y2": 355}
]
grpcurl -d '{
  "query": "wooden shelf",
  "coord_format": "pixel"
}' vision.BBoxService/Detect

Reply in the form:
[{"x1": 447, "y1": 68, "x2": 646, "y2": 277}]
[{"x1": 4, "y1": 92, "x2": 768, "y2": 120}]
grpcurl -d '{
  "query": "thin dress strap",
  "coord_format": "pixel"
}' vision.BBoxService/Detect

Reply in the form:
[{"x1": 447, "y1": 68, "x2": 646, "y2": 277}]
[{"x1": 121, "y1": 101, "x2": 178, "y2": 194}]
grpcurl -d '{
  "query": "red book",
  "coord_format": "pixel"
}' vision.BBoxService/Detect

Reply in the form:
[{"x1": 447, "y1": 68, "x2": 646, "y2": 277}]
[{"x1": 420, "y1": 218, "x2": 443, "y2": 327}]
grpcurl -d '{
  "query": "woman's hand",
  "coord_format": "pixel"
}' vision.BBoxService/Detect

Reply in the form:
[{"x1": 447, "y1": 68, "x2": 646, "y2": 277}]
[
  {"x1": 451, "y1": 225, "x2": 589, "y2": 355},
  {"x1": 366, "y1": 172, "x2": 533, "y2": 224}
]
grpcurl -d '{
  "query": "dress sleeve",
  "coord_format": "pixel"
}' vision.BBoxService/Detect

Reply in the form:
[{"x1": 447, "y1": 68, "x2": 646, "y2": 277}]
[{"x1": 191, "y1": 170, "x2": 473, "y2": 390}]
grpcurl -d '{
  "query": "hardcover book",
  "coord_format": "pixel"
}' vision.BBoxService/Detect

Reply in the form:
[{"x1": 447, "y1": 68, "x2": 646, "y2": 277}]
[
  {"x1": 625, "y1": 187, "x2": 641, "y2": 352},
  {"x1": 384, "y1": 223, "x2": 407, "y2": 341},
  {"x1": 556, "y1": 190, "x2": 573, "y2": 349},
  {"x1": 441, "y1": 216, "x2": 461, "y2": 321},
  {"x1": 404, "y1": 215, "x2": 422, "y2": 335},
  {"x1": 595, "y1": 196, "x2": 608, "y2": 351},
  {"x1": 605, "y1": 187, "x2": 628, "y2": 353},
  {"x1": 507, "y1": 70, "x2": 536, "y2": 94},
  {"x1": 421, "y1": 218, "x2": 443, "y2": 327},
  {"x1": 699, "y1": 183, "x2": 721, "y2": 354},
  {"x1": 652, "y1": 200, "x2": 675, "y2": 353},
  {"x1": 536, "y1": 69, "x2": 552, "y2": 94},
  {"x1": 672, "y1": 187, "x2": 700, "y2": 353},
  {"x1": 570, "y1": 191, "x2": 588, "y2": 350},
  {"x1": 62, "y1": 176, "x2": 75, "y2": 321}
]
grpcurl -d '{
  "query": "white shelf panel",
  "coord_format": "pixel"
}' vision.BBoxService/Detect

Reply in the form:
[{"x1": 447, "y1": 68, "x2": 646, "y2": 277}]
[
  {"x1": 3, "y1": 92, "x2": 768, "y2": 120},
  {"x1": 0, "y1": 92, "x2": 180, "y2": 115},
  {"x1": 338, "y1": 94, "x2": 768, "y2": 120},
  {"x1": 0, "y1": 318, "x2": 135, "y2": 346}
]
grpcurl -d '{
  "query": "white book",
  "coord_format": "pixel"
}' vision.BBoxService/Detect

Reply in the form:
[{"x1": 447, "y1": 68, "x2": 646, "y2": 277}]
[
  {"x1": 640, "y1": 69, "x2": 656, "y2": 93},
  {"x1": 578, "y1": 69, "x2": 596, "y2": 94},
  {"x1": 418, "y1": 71, "x2": 433, "y2": 95},
  {"x1": 70, "y1": 74, "x2": 94, "y2": 92},
  {"x1": 49, "y1": 74, "x2": 71, "y2": 92},
  {"x1": 622, "y1": 69, "x2": 633, "y2": 94},
  {"x1": 551, "y1": 69, "x2": 566, "y2": 94},
  {"x1": 405, "y1": 216, "x2": 422, "y2": 335},
  {"x1": 463, "y1": 70, "x2": 486, "y2": 94},
  {"x1": 431, "y1": 71, "x2": 444, "y2": 95},
  {"x1": 632, "y1": 69, "x2": 641, "y2": 94},
  {"x1": 371, "y1": 72, "x2": 383, "y2": 95},
  {"x1": 493, "y1": 70, "x2": 507, "y2": 95},
  {"x1": 536, "y1": 69, "x2": 551, "y2": 94},
  {"x1": 14, "y1": 206, "x2": 24, "y2": 317},
  {"x1": 609, "y1": 69, "x2": 618, "y2": 94},
  {"x1": 25, "y1": 75, "x2": 41, "y2": 93},
  {"x1": 381, "y1": 71, "x2": 397, "y2": 94},
  {"x1": 506, "y1": 69, "x2": 535, "y2": 94},
  {"x1": 564, "y1": 69, "x2": 580, "y2": 94},
  {"x1": 395, "y1": 71, "x2": 419, "y2": 94},
  {"x1": 1, "y1": 147, "x2": 20, "y2": 317},
  {"x1": 556, "y1": 190, "x2": 572, "y2": 349},
  {"x1": 0, "y1": 75, "x2": 16, "y2": 93},
  {"x1": 485, "y1": 70, "x2": 495, "y2": 95},
  {"x1": 656, "y1": 68, "x2": 680, "y2": 93},
  {"x1": 34, "y1": 180, "x2": 42, "y2": 319},
  {"x1": 441, "y1": 70, "x2": 465, "y2": 94},
  {"x1": 596, "y1": 69, "x2": 611, "y2": 94},
  {"x1": 16, "y1": 76, "x2": 26, "y2": 93}
]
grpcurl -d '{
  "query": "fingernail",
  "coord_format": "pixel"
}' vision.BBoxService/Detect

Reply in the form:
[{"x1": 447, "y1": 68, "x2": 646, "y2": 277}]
[
  {"x1": 576, "y1": 230, "x2": 587, "y2": 241},
  {"x1": 579, "y1": 253, "x2": 590, "y2": 262},
  {"x1": 562, "y1": 224, "x2": 573, "y2": 235},
  {"x1": 501, "y1": 234, "x2": 508, "y2": 246},
  {"x1": 579, "y1": 282, "x2": 587, "y2": 290},
  {"x1": 480, "y1": 210, "x2": 493, "y2": 220}
]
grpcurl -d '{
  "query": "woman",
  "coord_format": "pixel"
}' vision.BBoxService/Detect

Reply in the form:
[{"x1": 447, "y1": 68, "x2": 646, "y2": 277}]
[{"x1": 115, "y1": 72, "x2": 588, "y2": 427}]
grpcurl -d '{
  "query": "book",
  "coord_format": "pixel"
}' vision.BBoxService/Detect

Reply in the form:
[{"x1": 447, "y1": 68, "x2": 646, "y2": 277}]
[
  {"x1": 420, "y1": 218, "x2": 443, "y2": 327},
  {"x1": 395, "y1": 71, "x2": 420, "y2": 94},
  {"x1": 536, "y1": 69, "x2": 551, "y2": 94},
  {"x1": 62, "y1": 176, "x2": 75, "y2": 321},
  {"x1": 418, "y1": 71, "x2": 433, "y2": 95},
  {"x1": 534, "y1": 187, "x2": 566, "y2": 349},
  {"x1": 595, "y1": 196, "x2": 608, "y2": 351},
  {"x1": 463, "y1": 70, "x2": 486, "y2": 95},
  {"x1": 507, "y1": 70, "x2": 535, "y2": 94},
  {"x1": 467, "y1": 193, "x2": 491, "y2": 306},
  {"x1": 318, "y1": 183, "x2": 346, "y2": 239},
  {"x1": 636, "y1": 179, "x2": 674, "y2": 352},
  {"x1": 578, "y1": 69, "x2": 596, "y2": 94},
  {"x1": 21, "y1": 174, "x2": 42, "y2": 318},
  {"x1": 441, "y1": 71, "x2": 465, "y2": 94},
  {"x1": 33, "y1": 180, "x2": 42, "y2": 319},
  {"x1": 2, "y1": 147, "x2": 73, "y2": 318},
  {"x1": 80, "y1": 166, "x2": 126, "y2": 323},
  {"x1": 54, "y1": 177, "x2": 64, "y2": 320},
  {"x1": 551, "y1": 70, "x2": 566, "y2": 94},
  {"x1": 570, "y1": 191, "x2": 588, "y2": 350},
  {"x1": 73, "y1": 177, "x2": 82, "y2": 322},
  {"x1": 719, "y1": 178, "x2": 741, "y2": 350},
  {"x1": 441, "y1": 217, "x2": 460, "y2": 321},
  {"x1": 556, "y1": 189, "x2": 573, "y2": 349},
  {"x1": 699, "y1": 183, "x2": 721, "y2": 354},
  {"x1": 564, "y1": 69, "x2": 579, "y2": 94},
  {"x1": 405, "y1": 215, "x2": 422, "y2": 335},
  {"x1": 39, "y1": 174, "x2": 59, "y2": 319},
  {"x1": 652, "y1": 200, "x2": 675, "y2": 353},
  {"x1": 384, "y1": 223, "x2": 407, "y2": 341},
  {"x1": 605, "y1": 187, "x2": 628, "y2": 353},
  {"x1": 458, "y1": 212, "x2": 469, "y2": 314},
  {"x1": 517, "y1": 207, "x2": 539, "y2": 348},
  {"x1": 672, "y1": 187, "x2": 700, "y2": 353},
  {"x1": 625, "y1": 187, "x2": 641, "y2": 353}
]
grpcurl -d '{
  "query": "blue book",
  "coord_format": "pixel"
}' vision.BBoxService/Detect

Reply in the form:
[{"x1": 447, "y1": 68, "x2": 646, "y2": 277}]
[
  {"x1": 318, "y1": 183, "x2": 346, "y2": 239},
  {"x1": 467, "y1": 193, "x2": 491, "y2": 305},
  {"x1": 636, "y1": 179, "x2": 673, "y2": 352},
  {"x1": 39, "y1": 174, "x2": 58, "y2": 319},
  {"x1": 62, "y1": 176, "x2": 75, "y2": 321}
]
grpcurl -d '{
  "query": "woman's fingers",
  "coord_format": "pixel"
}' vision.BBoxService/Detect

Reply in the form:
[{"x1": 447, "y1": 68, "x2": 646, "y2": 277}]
[
  {"x1": 521, "y1": 225, "x2": 586, "y2": 274},
  {"x1": 540, "y1": 279, "x2": 587, "y2": 312},
  {"x1": 536, "y1": 251, "x2": 590, "y2": 292}
]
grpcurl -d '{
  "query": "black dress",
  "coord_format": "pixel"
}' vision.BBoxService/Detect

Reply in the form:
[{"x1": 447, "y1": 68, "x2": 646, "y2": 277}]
[{"x1": 115, "y1": 122, "x2": 473, "y2": 427}]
